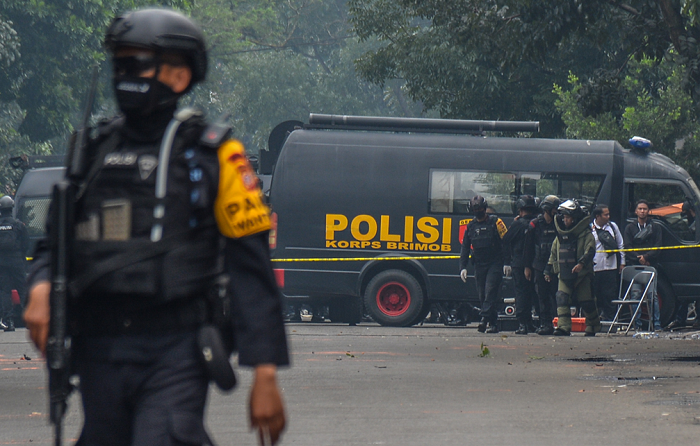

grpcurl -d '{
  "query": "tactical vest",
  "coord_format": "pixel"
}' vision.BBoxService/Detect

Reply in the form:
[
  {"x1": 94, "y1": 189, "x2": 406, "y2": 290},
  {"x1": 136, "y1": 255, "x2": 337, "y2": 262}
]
[
  {"x1": 69, "y1": 114, "x2": 222, "y2": 303},
  {"x1": 0, "y1": 216, "x2": 23, "y2": 254},
  {"x1": 557, "y1": 231, "x2": 578, "y2": 281},
  {"x1": 533, "y1": 215, "x2": 557, "y2": 269},
  {"x1": 468, "y1": 216, "x2": 500, "y2": 263}
]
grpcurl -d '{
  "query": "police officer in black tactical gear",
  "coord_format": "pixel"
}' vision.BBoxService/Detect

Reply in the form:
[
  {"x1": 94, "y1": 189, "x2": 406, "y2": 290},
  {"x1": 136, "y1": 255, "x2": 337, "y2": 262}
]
[
  {"x1": 459, "y1": 195, "x2": 508, "y2": 333},
  {"x1": 524, "y1": 195, "x2": 560, "y2": 335},
  {"x1": 503, "y1": 195, "x2": 539, "y2": 334},
  {"x1": 0, "y1": 196, "x2": 28, "y2": 332},
  {"x1": 24, "y1": 8, "x2": 288, "y2": 445}
]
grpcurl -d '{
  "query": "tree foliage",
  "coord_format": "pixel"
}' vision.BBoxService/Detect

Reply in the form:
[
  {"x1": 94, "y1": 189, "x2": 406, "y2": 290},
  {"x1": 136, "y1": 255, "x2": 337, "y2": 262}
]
[
  {"x1": 555, "y1": 57, "x2": 700, "y2": 179},
  {"x1": 348, "y1": 0, "x2": 700, "y2": 137}
]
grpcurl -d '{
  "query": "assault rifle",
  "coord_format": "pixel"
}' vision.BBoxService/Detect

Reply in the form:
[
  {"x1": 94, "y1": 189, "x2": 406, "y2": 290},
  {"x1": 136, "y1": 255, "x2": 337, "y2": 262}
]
[{"x1": 46, "y1": 67, "x2": 98, "y2": 446}]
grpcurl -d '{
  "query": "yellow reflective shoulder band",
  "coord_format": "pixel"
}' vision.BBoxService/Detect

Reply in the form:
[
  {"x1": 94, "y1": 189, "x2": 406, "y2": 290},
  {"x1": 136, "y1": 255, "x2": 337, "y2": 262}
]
[
  {"x1": 496, "y1": 218, "x2": 508, "y2": 238},
  {"x1": 214, "y1": 139, "x2": 271, "y2": 239}
]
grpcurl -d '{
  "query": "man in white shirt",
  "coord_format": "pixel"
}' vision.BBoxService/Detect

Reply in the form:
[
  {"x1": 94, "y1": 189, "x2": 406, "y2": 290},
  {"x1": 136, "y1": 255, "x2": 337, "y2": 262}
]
[{"x1": 591, "y1": 205, "x2": 625, "y2": 321}]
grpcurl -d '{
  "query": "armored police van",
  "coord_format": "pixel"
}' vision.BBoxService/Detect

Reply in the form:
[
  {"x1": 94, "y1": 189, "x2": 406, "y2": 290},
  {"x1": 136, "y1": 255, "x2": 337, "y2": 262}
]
[
  {"x1": 13, "y1": 167, "x2": 66, "y2": 256},
  {"x1": 269, "y1": 114, "x2": 700, "y2": 327}
]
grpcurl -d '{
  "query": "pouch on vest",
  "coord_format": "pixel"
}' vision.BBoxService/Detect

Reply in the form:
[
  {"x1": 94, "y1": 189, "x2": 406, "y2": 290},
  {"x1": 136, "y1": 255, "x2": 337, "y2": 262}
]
[{"x1": 558, "y1": 234, "x2": 578, "y2": 281}]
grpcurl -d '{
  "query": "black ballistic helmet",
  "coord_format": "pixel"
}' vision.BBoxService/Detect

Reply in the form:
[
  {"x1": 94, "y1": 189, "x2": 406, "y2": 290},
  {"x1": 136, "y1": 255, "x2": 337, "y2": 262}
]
[
  {"x1": 0, "y1": 196, "x2": 14, "y2": 210},
  {"x1": 540, "y1": 195, "x2": 561, "y2": 212},
  {"x1": 471, "y1": 195, "x2": 488, "y2": 212},
  {"x1": 104, "y1": 8, "x2": 207, "y2": 86},
  {"x1": 516, "y1": 195, "x2": 537, "y2": 212}
]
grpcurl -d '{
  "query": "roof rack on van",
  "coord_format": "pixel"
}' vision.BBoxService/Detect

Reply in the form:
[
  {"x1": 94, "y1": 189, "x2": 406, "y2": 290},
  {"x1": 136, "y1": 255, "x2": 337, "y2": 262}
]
[
  {"x1": 306, "y1": 114, "x2": 540, "y2": 134},
  {"x1": 9, "y1": 155, "x2": 65, "y2": 170}
]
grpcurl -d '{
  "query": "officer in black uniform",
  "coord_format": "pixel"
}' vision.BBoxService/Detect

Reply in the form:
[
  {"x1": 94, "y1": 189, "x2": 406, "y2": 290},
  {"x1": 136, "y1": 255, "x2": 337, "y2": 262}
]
[
  {"x1": 24, "y1": 8, "x2": 289, "y2": 445},
  {"x1": 459, "y1": 195, "x2": 508, "y2": 333},
  {"x1": 503, "y1": 195, "x2": 539, "y2": 334},
  {"x1": 524, "y1": 195, "x2": 560, "y2": 335},
  {"x1": 0, "y1": 196, "x2": 28, "y2": 332}
]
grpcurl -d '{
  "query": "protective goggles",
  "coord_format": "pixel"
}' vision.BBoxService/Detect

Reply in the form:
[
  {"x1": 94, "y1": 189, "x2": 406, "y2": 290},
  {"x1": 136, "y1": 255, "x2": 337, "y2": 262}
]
[{"x1": 112, "y1": 54, "x2": 158, "y2": 77}]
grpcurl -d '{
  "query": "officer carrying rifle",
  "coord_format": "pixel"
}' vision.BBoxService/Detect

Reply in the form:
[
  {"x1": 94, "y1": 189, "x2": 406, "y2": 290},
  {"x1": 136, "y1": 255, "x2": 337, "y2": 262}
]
[{"x1": 24, "y1": 8, "x2": 289, "y2": 445}]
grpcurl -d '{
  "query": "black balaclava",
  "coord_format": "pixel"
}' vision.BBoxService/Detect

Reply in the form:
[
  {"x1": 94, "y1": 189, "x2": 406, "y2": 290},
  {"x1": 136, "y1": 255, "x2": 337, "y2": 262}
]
[{"x1": 113, "y1": 57, "x2": 181, "y2": 140}]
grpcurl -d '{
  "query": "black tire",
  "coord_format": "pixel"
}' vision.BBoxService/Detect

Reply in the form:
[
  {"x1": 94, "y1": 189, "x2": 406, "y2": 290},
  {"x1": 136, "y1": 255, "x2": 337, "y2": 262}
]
[
  {"x1": 657, "y1": 277, "x2": 676, "y2": 327},
  {"x1": 328, "y1": 297, "x2": 363, "y2": 325},
  {"x1": 407, "y1": 303, "x2": 431, "y2": 326},
  {"x1": 363, "y1": 270, "x2": 424, "y2": 327}
]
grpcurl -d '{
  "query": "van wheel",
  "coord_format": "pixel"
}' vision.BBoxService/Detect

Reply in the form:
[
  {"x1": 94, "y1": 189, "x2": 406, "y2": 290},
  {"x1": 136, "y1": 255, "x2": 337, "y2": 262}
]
[
  {"x1": 364, "y1": 270, "x2": 424, "y2": 327},
  {"x1": 657, "y1": 278, "x2": 676, "y2": 328},
  {"x1": 328, "y1": 298, "x2": 363, "y2": 325}
]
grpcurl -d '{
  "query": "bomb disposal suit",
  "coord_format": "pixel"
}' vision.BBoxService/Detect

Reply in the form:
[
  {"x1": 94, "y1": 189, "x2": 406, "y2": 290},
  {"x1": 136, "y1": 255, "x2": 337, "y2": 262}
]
[
  {"x1": 546, "y1": 203, "x2": 601, "y2": 335},
  {"x1": 25, "y1": 8, "x2": 288, "y2": 446}
]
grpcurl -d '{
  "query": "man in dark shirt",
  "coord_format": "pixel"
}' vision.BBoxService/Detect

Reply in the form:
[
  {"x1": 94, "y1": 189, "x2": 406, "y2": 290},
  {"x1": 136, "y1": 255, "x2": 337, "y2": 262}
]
[
  {"x1": 459, "y1": 195, "x2": 508, "y2": 333},
  {"x1": 623, "y1": 199, "x2": 662, "y2": 330},
  {"x1": 503, "y1": 195, "x2": 539, "y2": 334}
]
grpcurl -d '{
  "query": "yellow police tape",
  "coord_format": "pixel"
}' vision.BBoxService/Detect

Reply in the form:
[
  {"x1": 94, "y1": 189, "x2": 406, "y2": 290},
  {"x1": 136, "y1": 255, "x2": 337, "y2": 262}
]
[{"x1": 273, "y1": 243, "x2": 700, "y2": 262}]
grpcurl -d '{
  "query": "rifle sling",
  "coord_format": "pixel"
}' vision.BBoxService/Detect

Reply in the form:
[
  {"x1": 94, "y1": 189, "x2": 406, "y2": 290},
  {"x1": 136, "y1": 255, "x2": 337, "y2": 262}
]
[{"x1": 68, "y1": 235, "x2": 180, "y2": 298}]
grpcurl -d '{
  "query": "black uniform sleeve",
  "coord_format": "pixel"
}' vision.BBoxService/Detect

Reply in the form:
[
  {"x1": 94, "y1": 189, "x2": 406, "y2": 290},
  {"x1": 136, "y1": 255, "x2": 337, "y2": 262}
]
[
  {"x1": 623, "y1": 223, "x2": 634, "y2": 252},
  {"x1": 501, "y1": 220, "x2": 520, "y2": 265},
  {"x1": 522, "y1": 220, "x2": 536, "y2": 268},
  {"x1": 645, "y1": 223, "x2": 663, "y2": 262},
  {"x1": 459, "y1": 226, "x2": 471, "y2": 271},
  {"x1": 27, "y1": 237, "x2": 51, "y2": 286},
  {"x1": 225, "y1": 231, "x2": 290, "y2": 367}
]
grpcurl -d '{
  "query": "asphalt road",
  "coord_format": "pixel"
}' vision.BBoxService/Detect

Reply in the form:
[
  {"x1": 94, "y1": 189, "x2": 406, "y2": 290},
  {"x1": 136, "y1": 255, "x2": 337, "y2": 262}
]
[{"x1": 2, "y1": 323, "x2": 700, "y2": 445}]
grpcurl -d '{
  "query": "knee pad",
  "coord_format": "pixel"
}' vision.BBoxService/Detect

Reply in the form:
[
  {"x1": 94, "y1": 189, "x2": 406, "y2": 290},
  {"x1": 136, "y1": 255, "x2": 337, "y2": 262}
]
[{"x1": 556, "y1": 291, "x2": 570, "y2": 308}]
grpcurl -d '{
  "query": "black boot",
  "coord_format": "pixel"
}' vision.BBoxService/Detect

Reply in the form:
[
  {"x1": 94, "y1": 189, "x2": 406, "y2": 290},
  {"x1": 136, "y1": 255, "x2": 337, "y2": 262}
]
[
  {"x1": 4, "y1": 318, "x2": 15, "y2": 332},
  {"x1": 552, "y1": 328, "x2": 570, "y2": 336},
  {"x1": 477, "y1": 318, "x2": 487, "y2": 333},
  {"x1": 536, "y1": 325, "x2": 554, "y2": 336},
  {"x1": 515, "y1": 324, "x2": 528, "y2": 335},
  {"x1": 486, "y1": 323, "x2": 499, "y2": 334}
]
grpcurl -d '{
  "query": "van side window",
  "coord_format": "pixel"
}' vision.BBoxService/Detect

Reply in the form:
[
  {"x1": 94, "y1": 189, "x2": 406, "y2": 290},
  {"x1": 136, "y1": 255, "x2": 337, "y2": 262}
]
[
  {"x1": 16, "y1": 197, "x2": 52, "y2": 239},
  {"x1": 429, "y1": 170, "x2": 515, "y2": 215},
  {"x1": 519, "y1": 173, "x2": 604, "y2": 212},
  {"x1": 430, "y1": 170, "x2": 605, "y2": 215},
  {"x1": 628, "y1": 181, "x2": 695, "y2": 242}
]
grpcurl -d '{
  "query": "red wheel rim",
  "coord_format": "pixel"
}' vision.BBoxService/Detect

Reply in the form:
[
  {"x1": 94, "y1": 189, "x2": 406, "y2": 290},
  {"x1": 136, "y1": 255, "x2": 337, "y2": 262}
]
[{"x1": 376, "y1": 281, "x2": 411, "y2": 316}]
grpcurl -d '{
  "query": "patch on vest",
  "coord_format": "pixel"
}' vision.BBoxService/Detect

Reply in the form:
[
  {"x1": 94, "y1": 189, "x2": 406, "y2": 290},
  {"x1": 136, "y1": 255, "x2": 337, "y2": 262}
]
[
  {"x1": 104, "y1": 152, "x2": 138, "y2": 167},
  {"x1": 138, "y1": 155, "x2": 158, "y2": 180}
]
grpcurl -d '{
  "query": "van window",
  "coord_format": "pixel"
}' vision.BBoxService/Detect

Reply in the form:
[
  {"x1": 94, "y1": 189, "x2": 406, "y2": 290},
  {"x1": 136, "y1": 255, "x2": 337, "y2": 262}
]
[
  {"x1": 17, "y1": 197, "x2": 51, "y2": 239},
  {"x1": 430, "y1": 170, "x2": 605, "y2": 216},
  {"x1": 629, "y1": 181, "x2": 695, "y2": 241},
  {"x1": 429, "y1": 170, "x2": 515, "y2": 215}
]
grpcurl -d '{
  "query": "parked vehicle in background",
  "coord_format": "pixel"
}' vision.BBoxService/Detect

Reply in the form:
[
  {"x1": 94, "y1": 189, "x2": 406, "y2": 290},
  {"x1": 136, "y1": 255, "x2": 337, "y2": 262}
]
[{"x1": 268, "y1": 114, "x2": 700, "y2": 327}]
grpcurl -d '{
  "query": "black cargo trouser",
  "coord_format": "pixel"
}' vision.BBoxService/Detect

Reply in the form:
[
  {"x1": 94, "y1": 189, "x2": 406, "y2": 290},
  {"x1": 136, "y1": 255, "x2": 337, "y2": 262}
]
[
  {"x1": 534, "y1": 269, "x2": 557, "y2": 327},
  {"x1": 513, "y1": 267, "x2": 538, "y2": 324},
  {"x1": 74, "y1": 331, "x2": 213, "y2": 446},
  {"x1": 475, "y1": 262, "x2": 503, "y2": 325},
  {"x1": 593, "y1": 269, "x2": 619, "y2": 320}
]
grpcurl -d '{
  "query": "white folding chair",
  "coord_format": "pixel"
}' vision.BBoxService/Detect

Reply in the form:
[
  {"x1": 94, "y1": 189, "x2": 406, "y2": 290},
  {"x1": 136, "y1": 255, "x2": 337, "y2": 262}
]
[{"x1": 606, "y1": 266, "x2": 656, "y2": 335}]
